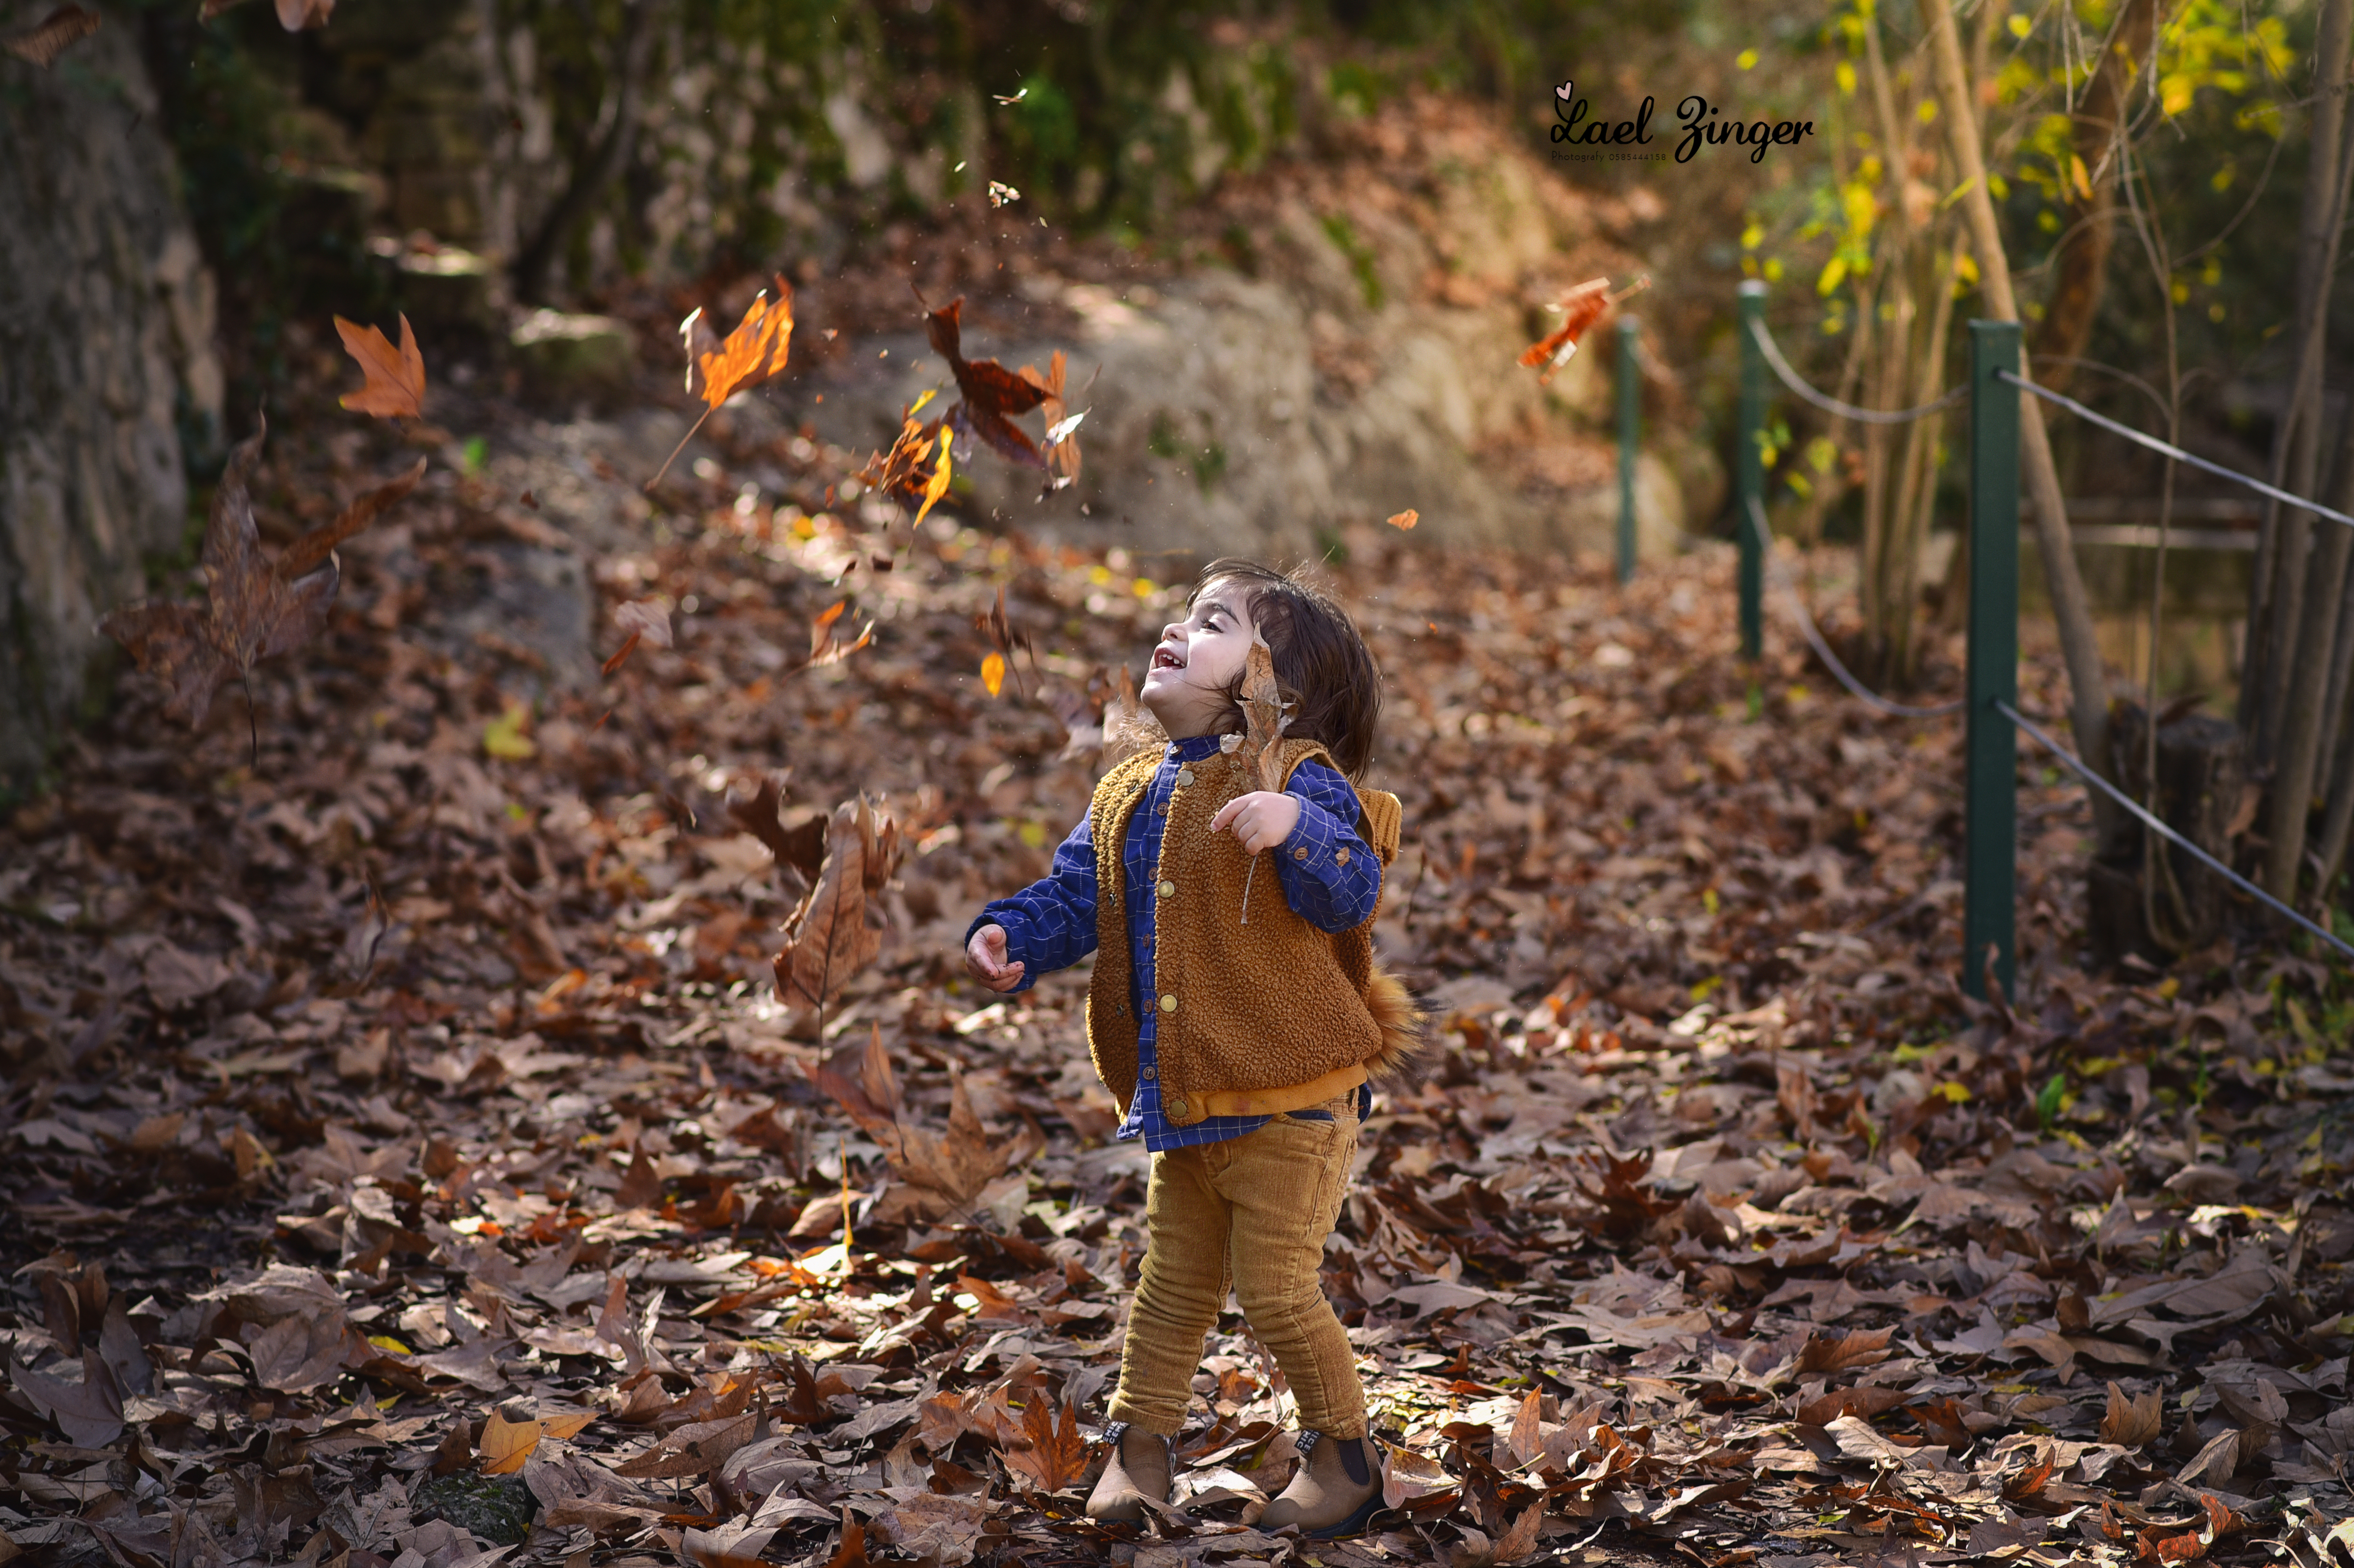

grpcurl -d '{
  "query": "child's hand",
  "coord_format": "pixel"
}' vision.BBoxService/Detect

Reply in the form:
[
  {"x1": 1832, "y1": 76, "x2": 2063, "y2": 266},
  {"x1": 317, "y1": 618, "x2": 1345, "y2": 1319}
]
[
  {"x1": 965, "y1": 924, "x2": 1026, "y2": 992},
  {"x1": 1210, "y1": 791, "x2": 1302, "y2": 855}
]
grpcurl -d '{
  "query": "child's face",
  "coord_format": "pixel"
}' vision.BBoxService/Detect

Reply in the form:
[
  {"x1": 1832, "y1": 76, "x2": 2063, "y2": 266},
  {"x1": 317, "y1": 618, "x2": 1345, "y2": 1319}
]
[{"x1": 1139, "y1": 578, "x2": 1255, "y2": 737}]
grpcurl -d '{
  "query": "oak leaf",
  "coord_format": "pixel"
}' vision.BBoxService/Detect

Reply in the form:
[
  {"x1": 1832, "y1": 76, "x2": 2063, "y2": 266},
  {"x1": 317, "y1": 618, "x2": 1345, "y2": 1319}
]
[
  {"x1": 998, "y1": 1398, "x2": 1088, "y2": 1493},
  {"x1": 4, "y1": 4, "x2": 99, "y2": 68},
  {"x1": 335, "y1": 314, "x2": 426, "y2": 420},
  {"x1": 612, "y1": 1411, "x2": 755, "y2": 1480}
]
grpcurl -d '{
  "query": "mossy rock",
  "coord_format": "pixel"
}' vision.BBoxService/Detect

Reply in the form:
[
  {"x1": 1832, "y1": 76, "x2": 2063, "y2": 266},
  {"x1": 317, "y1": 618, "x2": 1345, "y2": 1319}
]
[{"x1": 414, "y1": 1470, "x2": 536, "y2": 1545}]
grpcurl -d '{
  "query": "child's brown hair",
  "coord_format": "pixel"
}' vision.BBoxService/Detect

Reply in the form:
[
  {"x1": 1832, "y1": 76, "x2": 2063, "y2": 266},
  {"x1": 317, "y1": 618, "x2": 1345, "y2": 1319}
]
[{"x1": 1188, "y1": 558, "x2": 1381, "y2": 779}]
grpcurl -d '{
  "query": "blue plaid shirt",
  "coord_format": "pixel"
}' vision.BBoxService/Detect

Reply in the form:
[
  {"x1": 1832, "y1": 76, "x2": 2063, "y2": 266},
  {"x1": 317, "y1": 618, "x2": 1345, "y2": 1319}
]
[{"x1": 969, "y1": 733, "x2": 1382, "y2": 1151}]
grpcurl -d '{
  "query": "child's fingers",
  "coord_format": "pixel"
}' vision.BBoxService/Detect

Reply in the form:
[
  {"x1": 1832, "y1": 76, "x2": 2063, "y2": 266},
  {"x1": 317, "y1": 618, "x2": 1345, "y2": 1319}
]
[{"x1": 1208, "y1": 799, "x2": 1240, "y2": 833}]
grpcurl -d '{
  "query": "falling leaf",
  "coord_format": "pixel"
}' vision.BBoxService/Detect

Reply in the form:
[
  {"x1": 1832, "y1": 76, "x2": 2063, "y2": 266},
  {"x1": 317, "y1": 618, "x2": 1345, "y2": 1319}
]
[
  {"x1": 773, "y1": 796, "x2": 902, "y2": 1014},
  {"x1": 1517, "y1": 276, "x2": 1648, "y2": 385},
  {"x1": 2100, "y1": 1381, "x2": 2163, "y2": 1448},
  {"x1": 1388, "y1": 508, "x2": 1420, "y2": 530},
  {"x1": 981, "y1": 652, "x2": 1007, "y2": 698},
  {"x1": 604, "y1": 599, "x2": 675, "y2": 675},
  {"x1": 652, "y1": 277, "x2": 794, "y2": 488},
  {"x1": 808, "y1": 599, "x2": 876, "y2": 668},
  {"x1": 682, "y1": 277, "x2": 795, "y2": 413},
  {"x1": 925, "y1": 296, "x2": 1051, "y2": 468},
  {"x1": 988, "y1": 180, "x2": 1022, "y2": 207},
  {"x1": 998, "y1": 1399, "x2": 1088, "y2": 1492},
  {"x1": 102, "y1": 420, "x2": 411, "y2": 728},
  {"x1": 992, "y1": 86, "x2": 1028, "y2": 104},
  {"x1": 1022, "y1": 349, "x2": 1082, "y2": 487},
  {"x1": 274, "y1": 458, "x2": 427, "y2": 580},
  {"x1": 4, "y1": 5, "x2": 98, "y2": 68},
  {"x1": 913, "y1": 429, "x2": 954, "y2": 528},
  {"x1": 274, "y1": 0, "x2": 331, "y2": 28},
  {"x1": 334, "y1": 315, "x2": 427, "y2": 420}
]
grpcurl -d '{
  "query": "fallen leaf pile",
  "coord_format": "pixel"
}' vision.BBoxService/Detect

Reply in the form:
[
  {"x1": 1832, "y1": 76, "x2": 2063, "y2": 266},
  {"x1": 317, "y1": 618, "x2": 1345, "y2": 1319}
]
[{"x1": 4, "y1": 329, "x2": 2351, "y2": 1568}]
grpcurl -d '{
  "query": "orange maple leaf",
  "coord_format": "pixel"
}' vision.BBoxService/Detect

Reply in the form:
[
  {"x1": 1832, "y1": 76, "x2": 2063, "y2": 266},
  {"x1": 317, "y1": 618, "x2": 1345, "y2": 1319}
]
[
  {"x1": 1517, "y1": 276, "x2": 1648, "y2": 385},
  {"x1": 651, "y1": 277, "x2": 795, "y2": 489},
  {"x1": 334, "y1": 314, "x2": 426, "y2": 420}
]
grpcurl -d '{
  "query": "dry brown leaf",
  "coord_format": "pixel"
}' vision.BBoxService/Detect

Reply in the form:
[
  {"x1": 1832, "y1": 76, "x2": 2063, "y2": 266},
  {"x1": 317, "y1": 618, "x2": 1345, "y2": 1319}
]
[
  {"x1": 1234, "y1": 631, "x2": 1289, "y2": 793},
  {"x1": 334, "y1": 315, "x2": 426, "y2": 420},
  {"x1": 4, "y1": 4, "x2": 98, "y2": 68},
  {"x1": 1387, "y1": 508, "x2": 1420, "y2": 530},
  {"x1": 102, "y1": 422, "x2": 366, "y2": 727},
  {"x1": 1797, "y1": 1384, "x2": 1911, "y2": 1426},
  {"x1": 479, "y1": 1406, "x2": 541, "y2": 1475},
  {"x1": 772, "y1": 797, "x2": 900, "y2": 1013},
  {"x1": 1796, "y1": 1325, "x2": 1894, "y2": 1374},
  {"x1": 275, "y1": 458, "x2": 427, "y2": 581},
  {"x1": 612, "y1": 1411, "x2": 756, "y2": 1481},
  {"x1": 2100, "y1": 1380, "x2": 2164, "y2": 1448},
  {"x1": 998, "y1": 1399, "x2": 1088, "y2": 1492}
]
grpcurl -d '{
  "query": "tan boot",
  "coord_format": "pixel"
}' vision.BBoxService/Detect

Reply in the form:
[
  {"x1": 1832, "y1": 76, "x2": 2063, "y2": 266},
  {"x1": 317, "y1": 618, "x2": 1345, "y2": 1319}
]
[
  {"x1": 1084, "y1": 1422, "x2": 1172, "y2": 1522},
  {"x1": 1260, "y1": 1429, "x2": 1385, "y2": 1537}
]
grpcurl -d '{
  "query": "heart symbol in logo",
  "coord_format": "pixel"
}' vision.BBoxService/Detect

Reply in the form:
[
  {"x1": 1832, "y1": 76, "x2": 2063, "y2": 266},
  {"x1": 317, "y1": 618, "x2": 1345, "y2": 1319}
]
[{"x1": 1555, "y1": 79, "x2": 1575, "y2": 101}]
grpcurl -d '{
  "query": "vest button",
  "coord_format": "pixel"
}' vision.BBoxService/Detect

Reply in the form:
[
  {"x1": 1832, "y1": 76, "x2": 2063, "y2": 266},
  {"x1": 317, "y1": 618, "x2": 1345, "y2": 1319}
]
[
  {"x1": 1292, "y1": 846, "x2": 1310, "y2": 861},
  {"x1": 1335, "y1": 847, "x2": 1351, "y2": 865},
  {"x1": 1141, "y1": 1066, "x2": 1156, "y2": 1081},
  {"x1": 1176, "y1": 768, "x2": 1195, "y2": 786},
  {"x1": 1159, "y1": 993, "x2": 1177, "y2": 1012},
  {"x1": 1157, "y1": 879, "x2": 1175, "y2": 899},
  {"x1": 1169, "y1": 1098, "x2": 1189, "y2": 1118}
]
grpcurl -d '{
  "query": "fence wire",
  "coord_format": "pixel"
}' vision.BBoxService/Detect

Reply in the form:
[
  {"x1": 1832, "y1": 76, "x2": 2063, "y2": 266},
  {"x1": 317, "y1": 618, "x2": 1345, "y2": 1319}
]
[
  {"x1": 1747, "y1": 317, "x2": 1969, "y2": 426},
  {"x1": 1745, "y1": 498, "x2": 1965, "y2": 717},
  {"x1": 1999, "y1": 368, "x2": 2354, "y2": 533},
  {"x1": 1997, "y1": 699, "x2": 2354, "y2": 964}
]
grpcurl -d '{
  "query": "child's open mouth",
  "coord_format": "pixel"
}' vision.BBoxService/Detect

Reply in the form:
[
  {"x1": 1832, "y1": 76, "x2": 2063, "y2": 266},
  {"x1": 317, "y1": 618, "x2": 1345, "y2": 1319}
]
[{"x1": 1152, "y1": 644, "x2": 1186, "y2": 671}]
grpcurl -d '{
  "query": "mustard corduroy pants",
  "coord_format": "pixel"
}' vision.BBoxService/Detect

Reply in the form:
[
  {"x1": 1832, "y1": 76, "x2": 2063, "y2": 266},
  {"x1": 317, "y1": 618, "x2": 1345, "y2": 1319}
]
[{"x1": 1105, "y1": 1095, "x2": 1367, "y2": 1439}]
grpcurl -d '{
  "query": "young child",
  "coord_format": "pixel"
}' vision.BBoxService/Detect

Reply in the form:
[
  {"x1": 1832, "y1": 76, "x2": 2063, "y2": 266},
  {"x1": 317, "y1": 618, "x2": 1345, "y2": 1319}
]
[{"x1": 964, "y1": 558, "x2": 1419, "y2": 1538}]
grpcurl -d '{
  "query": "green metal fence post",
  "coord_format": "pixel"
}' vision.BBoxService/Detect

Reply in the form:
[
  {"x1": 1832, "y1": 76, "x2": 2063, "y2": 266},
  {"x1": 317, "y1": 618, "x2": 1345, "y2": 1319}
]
[
  {"x1": 1617, "y1": 314, "x2": 1640, "y2": 587},
  {"x1": 1735, "y1": 281, "x2": 1766, "y2": 661},
  {"x1": 1963, "y1": 320, "x2": 2020, "y2": 1002}
]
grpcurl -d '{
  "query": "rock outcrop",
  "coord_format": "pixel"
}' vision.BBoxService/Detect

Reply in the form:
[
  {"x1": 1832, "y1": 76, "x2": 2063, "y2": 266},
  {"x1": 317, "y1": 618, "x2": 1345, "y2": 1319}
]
[{"x1": 1, "y1": 9, "x2": 225, "y2": 795}]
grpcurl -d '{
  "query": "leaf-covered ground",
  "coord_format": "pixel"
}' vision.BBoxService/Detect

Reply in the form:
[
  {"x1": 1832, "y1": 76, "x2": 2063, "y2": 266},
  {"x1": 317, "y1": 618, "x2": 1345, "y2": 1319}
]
[{"x1": 4, "y1": 357, "x2": 2353, "y2": 1568}]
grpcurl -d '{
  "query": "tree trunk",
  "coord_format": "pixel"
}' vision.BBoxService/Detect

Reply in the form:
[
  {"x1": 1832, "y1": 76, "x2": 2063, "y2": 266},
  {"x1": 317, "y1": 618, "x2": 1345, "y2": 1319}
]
[
  {"x1": 1918, "y1": 0, "x2": 2121, "y2": 844},
  {"x1": 2264, "y1": 393, "x2": 2354, "y2": 899},
  {"x1": 0, "y1": 9, "x2": 225, "y2": 800},
  {"x1": 512, "y1": 0, "x2": 663, "y2": 305},
  {"x1": 2243, "y1": 0, "x2": 2354, "y2": 759},
  {"x1": 2027, "y1": 0, "x2": 2172, "y2": 398},
  {"x1": 2087, "y1": 706, "x2": 2245, "y2": 964}
]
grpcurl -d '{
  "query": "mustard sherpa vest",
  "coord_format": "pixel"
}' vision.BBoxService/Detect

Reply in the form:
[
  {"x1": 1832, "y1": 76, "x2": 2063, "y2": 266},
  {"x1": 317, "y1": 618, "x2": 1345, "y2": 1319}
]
[{"x1": 1083, "y1": 736, "x2": 1423, "y2": 1126}]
